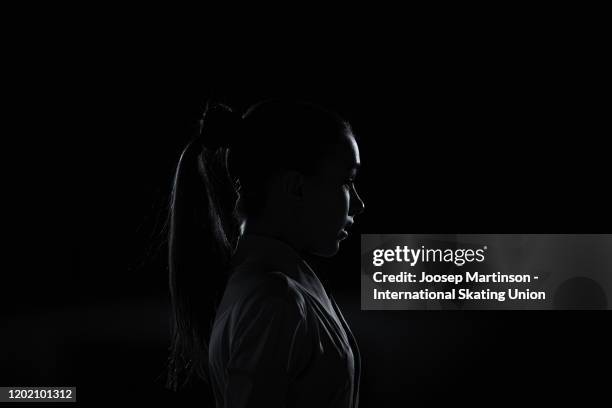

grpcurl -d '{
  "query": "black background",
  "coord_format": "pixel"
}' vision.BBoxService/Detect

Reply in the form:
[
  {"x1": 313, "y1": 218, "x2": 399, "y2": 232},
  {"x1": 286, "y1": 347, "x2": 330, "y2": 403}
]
[{"x1": 4, "y1": 12, "x2": 610, "y2": 406}]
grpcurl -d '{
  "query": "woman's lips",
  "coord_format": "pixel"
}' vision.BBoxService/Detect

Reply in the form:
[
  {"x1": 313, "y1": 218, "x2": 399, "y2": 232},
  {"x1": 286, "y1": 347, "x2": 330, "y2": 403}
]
[{"x1": 338, "y1": 230, "x2": 349, "y2": 240}]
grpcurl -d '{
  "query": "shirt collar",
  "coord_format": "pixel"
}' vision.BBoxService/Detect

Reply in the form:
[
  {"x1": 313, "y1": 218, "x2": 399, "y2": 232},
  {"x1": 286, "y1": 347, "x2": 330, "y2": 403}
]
[
  {"x1": 230, "y1": 233, "x2": 340, "y2": 321},
  {"x1": 230, "y1": 233, "x2": 308, "y2": 282}
]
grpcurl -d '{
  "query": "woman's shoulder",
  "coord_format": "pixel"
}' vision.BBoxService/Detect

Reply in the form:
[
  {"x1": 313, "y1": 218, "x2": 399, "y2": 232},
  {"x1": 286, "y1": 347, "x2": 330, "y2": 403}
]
[{"x1": 228, "y1": 267, "x2": 307, "y2": 318}]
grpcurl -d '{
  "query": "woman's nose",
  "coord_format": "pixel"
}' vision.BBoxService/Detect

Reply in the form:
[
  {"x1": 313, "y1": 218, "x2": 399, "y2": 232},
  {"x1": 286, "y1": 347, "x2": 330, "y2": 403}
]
[{"x1": 350, "y1": 190, "x2": 365, "y2": 216}]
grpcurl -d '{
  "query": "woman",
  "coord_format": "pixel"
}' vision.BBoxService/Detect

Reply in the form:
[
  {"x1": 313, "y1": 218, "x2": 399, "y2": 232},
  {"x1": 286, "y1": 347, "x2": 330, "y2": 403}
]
[{"x1": 166, "y1": 99, "x2": 365, "y2": 407}]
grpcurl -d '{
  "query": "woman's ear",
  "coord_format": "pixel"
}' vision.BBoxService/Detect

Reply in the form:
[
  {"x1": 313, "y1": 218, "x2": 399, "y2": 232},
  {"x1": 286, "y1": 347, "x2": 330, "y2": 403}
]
[{"x1": 280, "y1": 170, "x2": 305, "y2": 201}]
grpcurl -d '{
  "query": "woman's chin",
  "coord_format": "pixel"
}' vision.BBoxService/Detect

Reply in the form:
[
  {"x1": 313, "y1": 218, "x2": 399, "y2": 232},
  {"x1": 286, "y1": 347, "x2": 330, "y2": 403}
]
[{"x1": 307, "y1": 241, "x2": 339, "y2": 258}]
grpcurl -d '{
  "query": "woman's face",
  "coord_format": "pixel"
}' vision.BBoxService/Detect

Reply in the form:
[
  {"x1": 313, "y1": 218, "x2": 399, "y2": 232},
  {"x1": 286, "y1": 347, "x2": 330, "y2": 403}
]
[{"x1": 300, "y1": 133, "x2": 365, "y2": 257}]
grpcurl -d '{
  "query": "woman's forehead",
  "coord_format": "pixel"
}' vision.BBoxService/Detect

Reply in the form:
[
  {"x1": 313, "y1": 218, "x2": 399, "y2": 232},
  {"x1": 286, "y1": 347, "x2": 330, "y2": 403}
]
[
  {"x1": 338, "y1": 134, "x2": 360, "y2": 169},
  {"x1": 319, "y1": 135, "x2": 360, "y2": 173}
]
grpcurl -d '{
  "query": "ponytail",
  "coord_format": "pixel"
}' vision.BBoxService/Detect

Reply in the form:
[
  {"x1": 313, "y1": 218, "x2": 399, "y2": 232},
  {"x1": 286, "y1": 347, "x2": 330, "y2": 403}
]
[{"x1": 166, "y1": 103, "x2": 241, "y2": 391}]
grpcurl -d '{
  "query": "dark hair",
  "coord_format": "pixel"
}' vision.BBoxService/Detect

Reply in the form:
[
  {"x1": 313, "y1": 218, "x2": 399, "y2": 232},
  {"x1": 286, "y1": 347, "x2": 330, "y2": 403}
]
[{"x1": 166, "y1": 99, "x2": 353, "y2": 391}]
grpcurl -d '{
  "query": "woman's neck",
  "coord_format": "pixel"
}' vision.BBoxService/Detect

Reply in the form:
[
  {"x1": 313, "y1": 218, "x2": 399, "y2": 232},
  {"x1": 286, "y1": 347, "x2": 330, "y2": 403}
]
[{"x1": 242, "y1": 218, "x2": 305, "y2": 257}]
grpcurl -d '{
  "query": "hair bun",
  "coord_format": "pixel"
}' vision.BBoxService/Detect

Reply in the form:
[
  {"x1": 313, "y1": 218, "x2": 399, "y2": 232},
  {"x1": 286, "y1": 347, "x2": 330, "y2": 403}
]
[{"x1": 200, "y1": 103, "x2": 242, "y2": 149}]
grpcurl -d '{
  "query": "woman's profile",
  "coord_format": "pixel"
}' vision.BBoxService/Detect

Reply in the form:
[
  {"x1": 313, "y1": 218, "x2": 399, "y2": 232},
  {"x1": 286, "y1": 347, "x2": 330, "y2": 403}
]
[{"x1": 165, "y1": 99, "x2": 365, "y2": 407}]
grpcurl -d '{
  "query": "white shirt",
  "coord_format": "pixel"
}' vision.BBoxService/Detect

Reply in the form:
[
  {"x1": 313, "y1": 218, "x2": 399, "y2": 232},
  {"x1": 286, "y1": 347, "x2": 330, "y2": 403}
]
[{"x1": 208, "y1": 234, "x2": 361, "y2": 407}]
